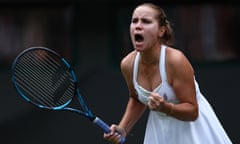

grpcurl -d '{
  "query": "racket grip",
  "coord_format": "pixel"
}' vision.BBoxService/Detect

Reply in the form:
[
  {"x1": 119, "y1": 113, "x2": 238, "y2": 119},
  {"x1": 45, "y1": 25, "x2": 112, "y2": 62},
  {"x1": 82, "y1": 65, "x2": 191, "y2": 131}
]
[{"x1": 93, "y1": 117, "x2": 126, "y2": 144}]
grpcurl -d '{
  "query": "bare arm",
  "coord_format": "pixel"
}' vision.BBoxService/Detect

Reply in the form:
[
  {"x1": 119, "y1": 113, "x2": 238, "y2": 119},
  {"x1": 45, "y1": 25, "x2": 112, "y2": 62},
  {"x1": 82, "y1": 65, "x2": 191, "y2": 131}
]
[
  {"x1": 104, "y1": 52, "x2": 146, "y2": 144},
  {"x1": 119, "y1": 96, "x2": 146, "y2": 136},
  {"x1": 165, "y1": 48, "x2": 198, "y2": 121},
  {"x1": 118, "y1": 52, "x2": 146, "y2": 135}
]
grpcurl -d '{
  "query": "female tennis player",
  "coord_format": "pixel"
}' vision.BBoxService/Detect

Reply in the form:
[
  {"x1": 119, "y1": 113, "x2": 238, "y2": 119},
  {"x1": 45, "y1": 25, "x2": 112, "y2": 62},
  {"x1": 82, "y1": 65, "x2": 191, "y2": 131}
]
[{"x1": 103, "y1": 2, "x2": 232, "y2": 144}]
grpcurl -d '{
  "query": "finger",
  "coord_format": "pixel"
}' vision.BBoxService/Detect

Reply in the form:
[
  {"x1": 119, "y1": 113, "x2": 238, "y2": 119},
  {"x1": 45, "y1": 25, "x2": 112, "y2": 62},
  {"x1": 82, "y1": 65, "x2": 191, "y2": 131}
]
[
  {"x1": 150, "y1": 95, "x2": 162, "y2": 106},
  {"x1": 104, "y1": 132, "x2": 118, "y2": 143},
  {"x1": 150, "y1": 93, "x2": 163, "y2": 102},
  {"x1": 148, "y1": 96, "x2": 156, "y2": 110},
  {"x1": 150, "y1": 93, "x2": 158, "y2": 100},
  {"x1": 117, "y1": 134, "x2": 124, "y2": 144},
  {"x1": 110, "y1": 133, "x2": 121, "y2": 144},
  {"x1": 104, "y1": 124, "x2": 117, "y2": 138},
  {"x1": 148, "y1": 96, "x2": 155, "y2": 106},
  {"x1": 148, "y1": 96, "x2": 164, "y2": 111}
]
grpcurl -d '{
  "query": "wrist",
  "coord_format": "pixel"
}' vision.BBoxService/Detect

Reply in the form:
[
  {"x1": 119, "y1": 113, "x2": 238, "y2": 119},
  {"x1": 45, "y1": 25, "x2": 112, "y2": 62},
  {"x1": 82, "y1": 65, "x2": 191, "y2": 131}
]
[
  {"x1": 117, "y1": 126, "x2": 127, "y2": 137},
  {"x1": 161, "y1": 102, "x2": 174, "y2": 115},
  {"x1": 166, "y1": 102, "x2": 174, "y2": 115},
  {"x1": 166, "y1": 103, "x2": 174, "y2": 115}
]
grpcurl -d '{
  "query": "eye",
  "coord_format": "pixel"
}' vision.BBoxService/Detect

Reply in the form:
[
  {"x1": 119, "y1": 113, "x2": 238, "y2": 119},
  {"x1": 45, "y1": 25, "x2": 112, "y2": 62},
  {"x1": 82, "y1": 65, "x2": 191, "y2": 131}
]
[
  {"x1": 131, "y1": 18, "x2": 138, "y2": 23},
  {"x1": 142, "y1": 18, "x2": 151, "y2": 24}
]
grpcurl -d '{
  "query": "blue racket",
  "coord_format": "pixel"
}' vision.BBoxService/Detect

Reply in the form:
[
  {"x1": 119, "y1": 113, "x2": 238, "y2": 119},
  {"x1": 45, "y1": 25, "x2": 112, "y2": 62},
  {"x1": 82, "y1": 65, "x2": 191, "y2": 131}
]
[{"x1": 11, "y1": 47, "x2": 125, "y2": 144}]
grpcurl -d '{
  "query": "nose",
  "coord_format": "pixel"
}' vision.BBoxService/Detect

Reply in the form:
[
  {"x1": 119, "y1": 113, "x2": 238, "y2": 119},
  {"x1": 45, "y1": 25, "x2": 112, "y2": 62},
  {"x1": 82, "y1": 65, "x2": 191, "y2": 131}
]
[{"x1": 135, "y1": 21, "x2": 143, "y2": 30}]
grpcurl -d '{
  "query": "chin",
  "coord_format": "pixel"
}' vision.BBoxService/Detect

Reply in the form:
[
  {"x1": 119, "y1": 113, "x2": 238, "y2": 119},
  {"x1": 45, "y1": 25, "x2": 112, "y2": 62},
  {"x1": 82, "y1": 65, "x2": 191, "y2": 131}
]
[
  {"x1": 134, "y1": 47, "x2": 142, "y2": 52},
  {"x1": 135, "y1": 47, "x2": 146, "y2": 52},
  {"x1": 134, "y1": 45, "x2": 144, "y2": 52}
]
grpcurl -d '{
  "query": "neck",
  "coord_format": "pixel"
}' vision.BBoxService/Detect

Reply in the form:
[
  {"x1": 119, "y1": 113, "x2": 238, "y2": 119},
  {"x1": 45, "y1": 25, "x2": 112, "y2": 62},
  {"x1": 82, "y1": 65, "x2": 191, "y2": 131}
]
[{"x1": 140, "y1": 46, "x2": 161, "y2": 65}]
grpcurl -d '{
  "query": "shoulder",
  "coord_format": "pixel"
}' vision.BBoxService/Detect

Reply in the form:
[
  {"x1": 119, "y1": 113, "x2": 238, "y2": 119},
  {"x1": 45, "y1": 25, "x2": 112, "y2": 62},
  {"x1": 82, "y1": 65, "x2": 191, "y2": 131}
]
[
  {"x1": 120, "y1": 50, "x2": 138, "y2": 98},
  {"x1": 120, "y1": 50, "x2": 137, "y2": 75},
  {"x1": 166, "y1": 47, "x2": 186, "y2": 63},
  {"x1": 165, "y1": 47, "x2": 194, "y2": 81},
  {"x1": 166, "y1": 47, "x2": 193, "y2": 69}
]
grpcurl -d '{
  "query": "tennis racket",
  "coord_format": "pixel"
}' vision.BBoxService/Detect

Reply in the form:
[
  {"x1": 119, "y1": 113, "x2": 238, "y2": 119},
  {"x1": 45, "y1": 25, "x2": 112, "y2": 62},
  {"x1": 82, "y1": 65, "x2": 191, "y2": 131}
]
[{"x1": 11, "y1": 46, "x2": 125, "y2": 143}]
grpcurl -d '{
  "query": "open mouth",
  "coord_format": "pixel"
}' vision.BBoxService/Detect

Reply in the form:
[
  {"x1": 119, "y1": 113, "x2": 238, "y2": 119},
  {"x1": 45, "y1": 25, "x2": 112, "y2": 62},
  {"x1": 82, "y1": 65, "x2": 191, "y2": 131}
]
[{"x1": 135, "y1": 34, "x2": 144, "y2": 43}]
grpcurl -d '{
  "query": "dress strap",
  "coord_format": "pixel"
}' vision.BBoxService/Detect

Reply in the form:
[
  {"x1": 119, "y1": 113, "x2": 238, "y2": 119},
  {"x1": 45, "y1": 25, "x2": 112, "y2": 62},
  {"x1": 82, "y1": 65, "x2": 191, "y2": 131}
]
[
  {"x1": 133, "y1": 52, "x2": 140, "y2": 88},
  {"x1": 160, "y1": 45, "x2": 168, "y2": 82}
]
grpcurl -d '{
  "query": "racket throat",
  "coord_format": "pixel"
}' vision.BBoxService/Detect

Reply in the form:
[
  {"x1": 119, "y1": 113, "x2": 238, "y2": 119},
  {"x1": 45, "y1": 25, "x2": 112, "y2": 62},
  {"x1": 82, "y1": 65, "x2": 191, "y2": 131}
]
[{"x1": 64, "y1": 107, "x2": 95, "y2": 120}]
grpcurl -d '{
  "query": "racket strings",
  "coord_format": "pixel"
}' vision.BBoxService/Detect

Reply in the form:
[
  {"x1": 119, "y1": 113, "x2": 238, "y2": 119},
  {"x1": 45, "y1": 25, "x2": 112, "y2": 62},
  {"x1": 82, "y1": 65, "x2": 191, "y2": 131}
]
[
  {"x1": 16, "y1": 51, "x2": 74, "y2": 106},
  {"x1": 15, "y1": 54, "x2": 56, "y2": 106},
  {"x1": 14, "y1": 49, "x2": 75, "y2": 108}
]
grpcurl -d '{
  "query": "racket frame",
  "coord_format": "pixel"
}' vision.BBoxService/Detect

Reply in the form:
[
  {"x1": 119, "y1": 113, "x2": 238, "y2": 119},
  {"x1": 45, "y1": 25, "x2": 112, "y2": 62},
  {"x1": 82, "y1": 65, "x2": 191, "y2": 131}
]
[{"x1": 11, "y1": 47, "x2": 125, "y2": 143}]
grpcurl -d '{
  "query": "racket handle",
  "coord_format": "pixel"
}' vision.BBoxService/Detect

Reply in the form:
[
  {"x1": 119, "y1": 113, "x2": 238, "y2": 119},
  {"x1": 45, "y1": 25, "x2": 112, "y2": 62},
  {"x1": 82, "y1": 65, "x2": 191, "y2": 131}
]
[{"x1": 93, "y1": 117, "x2": 126, "y2": 144}]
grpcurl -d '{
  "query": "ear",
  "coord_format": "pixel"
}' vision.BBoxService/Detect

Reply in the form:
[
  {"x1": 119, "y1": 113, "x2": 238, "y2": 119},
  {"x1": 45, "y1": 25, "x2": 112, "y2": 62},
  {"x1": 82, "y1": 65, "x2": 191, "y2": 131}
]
[{"x1": 158, "y1": 26, "x2": 166, "y2": 38}]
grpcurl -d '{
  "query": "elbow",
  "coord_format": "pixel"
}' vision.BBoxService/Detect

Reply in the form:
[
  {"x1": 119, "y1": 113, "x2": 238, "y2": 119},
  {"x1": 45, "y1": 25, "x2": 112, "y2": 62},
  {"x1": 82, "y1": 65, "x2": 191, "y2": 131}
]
[
  {"x1": 182, "y1": 104, "x2": 199, "y2": 121},
  {"x1": 172, "y1": 103, "x2": 199, "y2": 121},
  {"x1": 190, "y1": 105, "x2": 199, "y2": 121}
]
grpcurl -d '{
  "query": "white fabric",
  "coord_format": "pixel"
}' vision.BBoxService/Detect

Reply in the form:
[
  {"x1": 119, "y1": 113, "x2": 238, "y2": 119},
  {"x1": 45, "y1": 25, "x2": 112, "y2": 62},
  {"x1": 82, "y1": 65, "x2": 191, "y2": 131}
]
[{"x1": 133, "y1": 45, "x2": 232, "y2": 144}]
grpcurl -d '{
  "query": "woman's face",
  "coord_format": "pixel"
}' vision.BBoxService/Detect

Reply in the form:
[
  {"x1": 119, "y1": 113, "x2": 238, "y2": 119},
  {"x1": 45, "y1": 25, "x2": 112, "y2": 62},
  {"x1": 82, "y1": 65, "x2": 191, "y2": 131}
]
[{"x1": 130, "y1": 6, "x2": 162, "y2": 52}]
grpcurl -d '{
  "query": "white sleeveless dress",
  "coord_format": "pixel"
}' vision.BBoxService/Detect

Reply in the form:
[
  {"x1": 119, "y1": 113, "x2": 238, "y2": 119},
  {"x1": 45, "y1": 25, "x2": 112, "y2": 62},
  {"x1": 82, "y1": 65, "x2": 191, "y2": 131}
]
[{"x1": 133, "y1": 45, "x2": 232, "y2": 144}]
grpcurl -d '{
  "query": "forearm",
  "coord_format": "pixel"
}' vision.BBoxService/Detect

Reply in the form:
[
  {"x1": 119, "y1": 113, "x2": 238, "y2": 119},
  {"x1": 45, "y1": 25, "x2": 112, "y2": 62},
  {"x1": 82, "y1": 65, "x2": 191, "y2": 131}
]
[
  {"x1": 118, "y1": 97, "x2": 146, "y2": 136},
  {"x1": 161, "y1": 102, "x2": 198, "y2": 121}
]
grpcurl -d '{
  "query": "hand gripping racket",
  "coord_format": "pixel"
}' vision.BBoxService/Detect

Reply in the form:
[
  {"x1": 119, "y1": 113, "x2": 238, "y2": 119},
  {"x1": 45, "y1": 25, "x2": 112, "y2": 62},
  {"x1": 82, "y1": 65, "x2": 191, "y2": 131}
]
[{"x1": 11, "y1": 47, "x2": 125, "y2": 143}]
